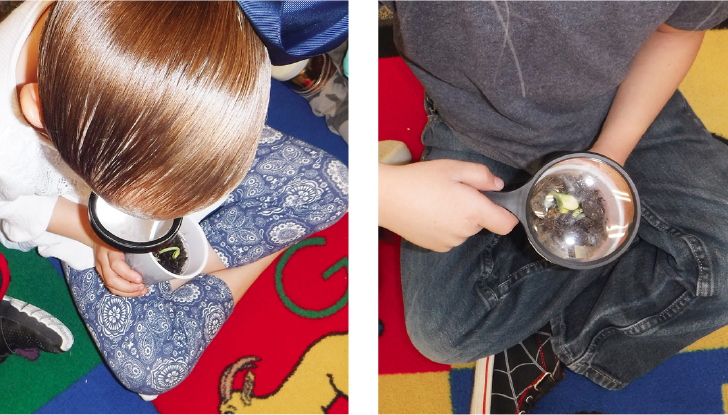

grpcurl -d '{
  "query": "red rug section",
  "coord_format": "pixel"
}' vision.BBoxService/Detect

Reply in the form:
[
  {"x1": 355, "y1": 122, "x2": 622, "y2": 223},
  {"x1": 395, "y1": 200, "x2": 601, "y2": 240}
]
[
  {"x1": 155, "y1": 214, "x2": 349, "y2": 414},
  {"x1": 0, "y1": 250, "x2": 9, "y2": 299},
  {"x1": 379, "y1": 230, "x2": 450, "y2": 375},
  {"x1": 378, "y1": 57, "x2": 427, "y2": 161},
  {"x1": 378, "y1": 57, "x2": 450, "y2": 375}
]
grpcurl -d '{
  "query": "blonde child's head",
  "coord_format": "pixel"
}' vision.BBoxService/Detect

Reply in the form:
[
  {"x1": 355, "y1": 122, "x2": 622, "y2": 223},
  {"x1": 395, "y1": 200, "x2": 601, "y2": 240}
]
[{"x1": 37, "y1": 1, "x2": 270, "y2": 219}]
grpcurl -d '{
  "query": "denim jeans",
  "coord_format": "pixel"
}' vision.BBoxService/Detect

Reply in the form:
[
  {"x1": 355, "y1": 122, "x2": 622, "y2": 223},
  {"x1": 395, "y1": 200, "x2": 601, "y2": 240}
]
[
  {"x1": 64, "y1": 126, "x2": 348, "y2": 394},
  {"x1": 401, "y1": 91, "x2": 728, "y2": 390}
]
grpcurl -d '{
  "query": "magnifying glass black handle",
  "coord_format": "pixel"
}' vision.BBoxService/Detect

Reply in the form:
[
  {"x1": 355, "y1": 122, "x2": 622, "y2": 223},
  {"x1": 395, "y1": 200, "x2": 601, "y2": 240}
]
[{"x1": 482, "y1": 185, "x2": 529, "y2": 223}]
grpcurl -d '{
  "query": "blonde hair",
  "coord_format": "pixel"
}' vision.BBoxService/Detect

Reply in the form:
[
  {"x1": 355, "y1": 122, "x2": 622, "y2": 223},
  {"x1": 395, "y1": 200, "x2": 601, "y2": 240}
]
[{"x1": 38, "y1": 1, "x2": 271, "y2": 219}]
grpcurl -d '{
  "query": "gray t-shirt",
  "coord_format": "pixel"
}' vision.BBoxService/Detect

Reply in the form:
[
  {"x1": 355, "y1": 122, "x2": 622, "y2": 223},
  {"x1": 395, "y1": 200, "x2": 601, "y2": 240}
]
[{"x1": 388, "y1": 1, "x2": 728, "y2": 171}]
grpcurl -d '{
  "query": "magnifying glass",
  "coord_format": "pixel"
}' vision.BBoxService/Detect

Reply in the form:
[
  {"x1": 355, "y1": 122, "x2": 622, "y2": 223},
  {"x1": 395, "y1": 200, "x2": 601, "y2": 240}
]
[
  {"x1": 87, "y1": 193, "x2": 183, "y2": 254},
  {"x1": 484, "y1": 152, "x2": 640, "y2": 269}
]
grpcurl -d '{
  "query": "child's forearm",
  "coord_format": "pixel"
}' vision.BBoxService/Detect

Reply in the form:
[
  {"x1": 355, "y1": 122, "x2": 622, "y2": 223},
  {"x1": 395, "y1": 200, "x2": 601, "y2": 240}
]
[
  {"x1": 591, "y1": 24, "x2": 705, "y2": 166},
  {"x1": 49, "y1": 197, "x2": 147, "y2": 296},
  {"x1": 46, "y1": 196, "x2": 98, "y2": 248}
]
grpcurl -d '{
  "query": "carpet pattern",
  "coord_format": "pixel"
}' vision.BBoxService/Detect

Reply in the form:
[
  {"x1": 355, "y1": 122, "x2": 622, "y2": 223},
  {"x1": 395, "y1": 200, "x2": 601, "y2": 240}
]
[
  {"x1": 0, "y1": 76, "x2": 348, "y2": 413},
  {"x1": 378, "y1": 28, "x2": 728, "y2": 414}
]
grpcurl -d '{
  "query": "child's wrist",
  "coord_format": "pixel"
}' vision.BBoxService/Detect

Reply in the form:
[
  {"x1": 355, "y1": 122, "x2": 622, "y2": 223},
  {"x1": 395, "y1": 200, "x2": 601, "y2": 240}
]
[
  {"x1": 589, "y1": 141, "x2": 629, "y2": 166},
  {"x1": 592, "y1": 128, "x2": 644, "y2": 166}
]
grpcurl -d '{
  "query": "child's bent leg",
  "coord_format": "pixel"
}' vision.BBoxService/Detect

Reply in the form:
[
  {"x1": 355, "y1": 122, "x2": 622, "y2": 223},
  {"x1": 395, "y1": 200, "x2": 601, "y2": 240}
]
[
  {"x1": 64, "y1": 265, "x2": 233, "y2": 395},
  {"x1": 171, "y1": 126, "x2": 348, "y2": 298},
  {"x1": 200, "y1": 126, "x2": 348, "y2": 275},
  {"x1": 551, "y1": 91, "x2": 728, "y2": 389}
]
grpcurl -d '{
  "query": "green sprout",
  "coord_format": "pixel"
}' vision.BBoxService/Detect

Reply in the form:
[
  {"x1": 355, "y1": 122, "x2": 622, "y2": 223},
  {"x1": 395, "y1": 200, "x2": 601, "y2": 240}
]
[
  {"x1": 157, "y1": 247, "x2": 180, "y2": 259},
  {"x1": 548, "y1": 191, "x2": 580, "y2": 214}
]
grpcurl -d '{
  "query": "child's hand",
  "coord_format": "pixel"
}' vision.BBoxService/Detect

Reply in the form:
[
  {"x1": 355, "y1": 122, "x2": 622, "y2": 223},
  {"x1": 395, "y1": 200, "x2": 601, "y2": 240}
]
[
  {"x1": 379, "y1": 160, "x2": 519, "y2": 252},
  {"x1": 94, "y1": 242, "x2": 147, "y2": 297}
]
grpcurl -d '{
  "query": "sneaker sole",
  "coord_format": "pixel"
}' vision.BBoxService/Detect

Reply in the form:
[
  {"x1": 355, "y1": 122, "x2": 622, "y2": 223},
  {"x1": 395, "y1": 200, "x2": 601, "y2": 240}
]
[
  {"x1": 471, "y1": 354, "x2": 495, "y2": 414},
  {"x1": 3, "y1": 296, "x2": 74, "y2": 351},
  {"x1": 139, "y1": 394, "x2": 158, "y2": 401}
]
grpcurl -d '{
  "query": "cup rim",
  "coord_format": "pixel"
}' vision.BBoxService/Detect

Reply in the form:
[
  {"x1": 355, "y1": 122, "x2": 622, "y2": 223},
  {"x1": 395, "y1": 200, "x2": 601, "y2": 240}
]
[{"x1": 145, "y1": 219, "x2": 209, "y2": 279}]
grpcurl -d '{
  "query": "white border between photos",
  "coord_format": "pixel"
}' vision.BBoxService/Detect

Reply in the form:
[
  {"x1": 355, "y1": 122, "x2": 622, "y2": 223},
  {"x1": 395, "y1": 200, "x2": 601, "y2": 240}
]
[{"x1": 348, "y1": 0, "x2": 379, "y2": 414}]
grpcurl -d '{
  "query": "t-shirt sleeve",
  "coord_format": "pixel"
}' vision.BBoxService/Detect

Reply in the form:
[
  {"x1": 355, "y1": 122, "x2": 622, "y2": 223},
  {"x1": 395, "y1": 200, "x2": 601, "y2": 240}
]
[
  {"x1": 665, "y1": 2, "x2": 728, "y2": 31},
  {"x1": 0, "y1": 195, "x2": 57, "y2": 244}
]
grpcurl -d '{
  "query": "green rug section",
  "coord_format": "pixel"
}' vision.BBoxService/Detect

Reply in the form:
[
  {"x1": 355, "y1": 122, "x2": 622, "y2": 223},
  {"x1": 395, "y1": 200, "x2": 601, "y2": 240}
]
[{"x1": 0, "y1": 246, "x2": 101, "y2": 414}]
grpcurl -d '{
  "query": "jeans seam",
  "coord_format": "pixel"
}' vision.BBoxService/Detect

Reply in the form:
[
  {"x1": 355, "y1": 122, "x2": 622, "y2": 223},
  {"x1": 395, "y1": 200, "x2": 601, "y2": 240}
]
[
  {"x1": 420, "y1": 115, "x2": 440, "y2": 162},
  {"x1": 424, "y1": 114, "x2": 439, "y2": 131},
  {"x1": 550, "y1": 317, "x2": 574, "y2": 364},
  {"x1": 684, "y1": 234, "x2": 712, "y2": 296},
  {"x1": 587, "y1": 367, "x2": 623, "y2": 389},
  {"x1": 641, "y1": 204, "x2": 714, "y2": 297},
  {"x1": 476, "y1": 234, "x2": 501, "y2": 309},
  {"x1": 566, "y1": 290, "x2": 696, "y2": 384},
  {"x1": 420, "y1": 145, "x2": 432, "y2": 162},
  {"x1": 475, "y1": 286, "x2": 498, "y2": 311},
  {"x1": 495, "y1": 259, "x2": 551, "y2": 298}
]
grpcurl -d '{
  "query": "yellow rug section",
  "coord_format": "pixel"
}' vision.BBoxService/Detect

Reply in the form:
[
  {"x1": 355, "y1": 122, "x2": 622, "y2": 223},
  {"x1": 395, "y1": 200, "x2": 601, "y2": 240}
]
[
  {"x1": 678, "y1": 30, "x2": 728, "y2": 354},
  {"x1": 379, "y1": 372, "x2": 452, "y2": 414},
  {"x1": 682, "y1": 325, "x2": 728, "y2": 353},
  {"x1": 679, "y1": 30, "x2": 728, "y2": 138}
]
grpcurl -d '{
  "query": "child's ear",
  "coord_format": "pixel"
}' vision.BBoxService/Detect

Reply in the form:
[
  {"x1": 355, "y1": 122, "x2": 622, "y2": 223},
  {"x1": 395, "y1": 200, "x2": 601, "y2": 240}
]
[{"x1": 19, "y1": 83, "x2": 45, "y2": 130}]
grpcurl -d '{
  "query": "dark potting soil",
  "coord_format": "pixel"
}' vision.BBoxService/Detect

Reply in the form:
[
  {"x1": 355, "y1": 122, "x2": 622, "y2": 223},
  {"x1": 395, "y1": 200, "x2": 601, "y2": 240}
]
[
  {"x1": 154, "y1": 234, "x2": 188, "y2": 275},
  {"x1": 528, "y1": 172, "x2": 608, "y2": 259}
]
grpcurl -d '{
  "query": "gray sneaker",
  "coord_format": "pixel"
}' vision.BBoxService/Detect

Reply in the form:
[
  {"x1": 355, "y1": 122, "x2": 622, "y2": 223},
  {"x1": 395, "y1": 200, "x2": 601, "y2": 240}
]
[{"x1": 0, "y1": 296, "x2": 74, "y2": 362}]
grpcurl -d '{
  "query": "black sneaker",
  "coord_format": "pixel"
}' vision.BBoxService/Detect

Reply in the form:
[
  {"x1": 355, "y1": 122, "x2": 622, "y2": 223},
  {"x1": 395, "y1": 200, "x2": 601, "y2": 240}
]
[
  {"x1": 483, "y1": 325, "x2": 564, "y2": 414},
  {"x1": 0, "y1": 296, "x2": 74, "y2": 362}
]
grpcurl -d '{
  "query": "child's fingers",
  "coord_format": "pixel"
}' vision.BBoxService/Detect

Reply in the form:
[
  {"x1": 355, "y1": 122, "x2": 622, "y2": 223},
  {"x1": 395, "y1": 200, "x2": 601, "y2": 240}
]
[
  {"x1": 450, "y1": 162, "x2": 518, "y2": 235},
  {"x1": 98, "y1": 265, "x2": 145, "y2": 297},
  {"x1": 95, "y1": 255, "x2": 146, "y2": 297},
  {"x1": 469, "y1": 190, "x2": 519, "y2": 235},
  {"x1": 478, "y1": 198, "x2": 520, "y2": 235},
  {"x1": 107, "y1": 251, "x2": 143, "y2": 284},
  {"x1": 450, "y1": 161, "x2": 505, "y2": 192}
]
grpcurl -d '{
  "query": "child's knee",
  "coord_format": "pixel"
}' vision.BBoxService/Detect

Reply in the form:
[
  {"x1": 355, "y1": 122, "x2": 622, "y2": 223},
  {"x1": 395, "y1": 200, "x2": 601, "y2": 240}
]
[
  {"x1": 406, "y1": 326, "x2": 479, "y2": 365},
  {"x1": 287, "y1": 140, "x2": 348, "y2": 229},
  {"x1": 113, "y1": 363, "x2": 187, "y2": 395},
  {"x1": 404, "y1": 309, "x2": 486, "y2": 365},
  {"x1": 321, "y1": 155, "x2": 349, "y2": 216}
]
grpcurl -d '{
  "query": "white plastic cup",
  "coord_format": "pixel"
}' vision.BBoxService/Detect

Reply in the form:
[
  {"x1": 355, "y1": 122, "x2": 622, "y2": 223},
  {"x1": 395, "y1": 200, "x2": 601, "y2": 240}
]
[{"x1": 125, "y1": 218, "x2": 209, "y2": 286}]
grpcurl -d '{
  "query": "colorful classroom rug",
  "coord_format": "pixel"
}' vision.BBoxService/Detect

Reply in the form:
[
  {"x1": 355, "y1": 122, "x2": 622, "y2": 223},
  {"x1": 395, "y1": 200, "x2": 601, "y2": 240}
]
[
  {"x1": 378, "y1": 27, "x2": 728, "y2": 414},
  {"x1": 0, "y1": 75, "x2": 349, "y2": 412}
]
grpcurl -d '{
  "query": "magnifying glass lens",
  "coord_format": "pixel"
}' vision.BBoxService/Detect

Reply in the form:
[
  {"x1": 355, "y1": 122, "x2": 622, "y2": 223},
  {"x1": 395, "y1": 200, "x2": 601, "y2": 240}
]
[
  {"x1": 88, "y1": 193, "x2": 183, "y2": 253},
  {"x1": 93, "y1": 198, "x2": 175, "y2": 242},
  {"x1": 526, "y1": 157, "x2": 637, "y2": 263}
]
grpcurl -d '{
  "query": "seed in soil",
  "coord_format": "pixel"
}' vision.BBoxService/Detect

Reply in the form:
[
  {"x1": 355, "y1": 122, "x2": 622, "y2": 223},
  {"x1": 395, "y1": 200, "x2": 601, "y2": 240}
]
[
  {"x1": 528, "y1": 172, "x2": 608, "y2": 260},
  {"x1": 154, "y1": 234, "x2": 188, "y2": 275}
]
